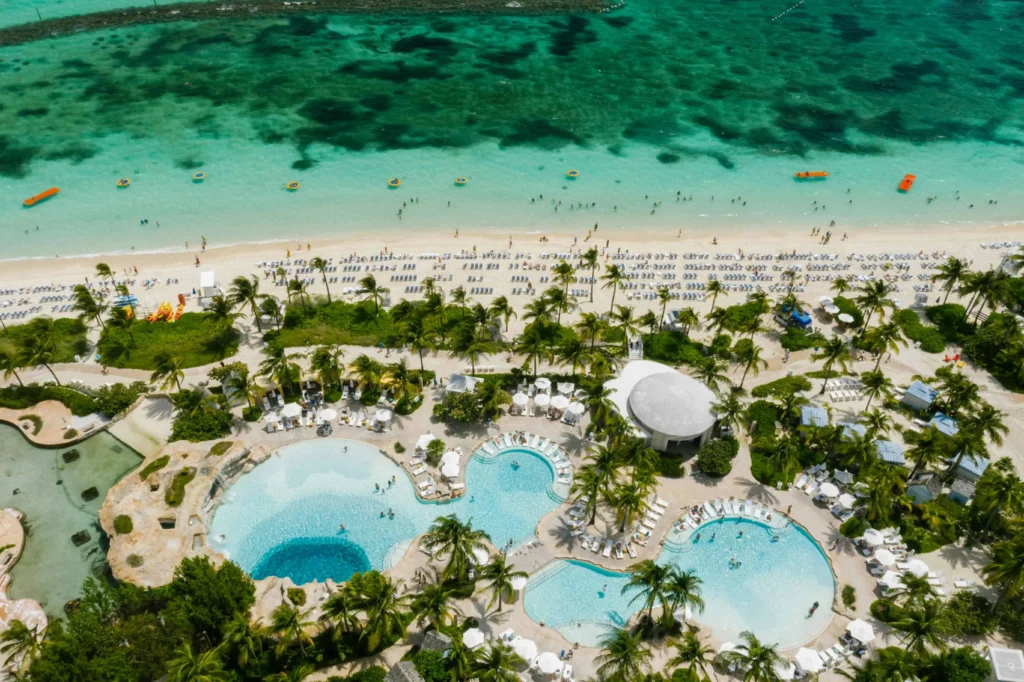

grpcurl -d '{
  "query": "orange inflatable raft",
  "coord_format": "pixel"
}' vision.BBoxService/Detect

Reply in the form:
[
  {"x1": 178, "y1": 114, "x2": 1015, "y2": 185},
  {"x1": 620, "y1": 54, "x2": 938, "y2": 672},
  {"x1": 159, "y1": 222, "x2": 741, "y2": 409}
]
[
  {"x1": 794, "y1": 171, "x2": 829, "y2": 179},
  {"x1": 23, "y1": 187, "x2": 60, "y2": 207},
  {"x1": 898, "y1": 174, "x2": 916, "y2": 192}
]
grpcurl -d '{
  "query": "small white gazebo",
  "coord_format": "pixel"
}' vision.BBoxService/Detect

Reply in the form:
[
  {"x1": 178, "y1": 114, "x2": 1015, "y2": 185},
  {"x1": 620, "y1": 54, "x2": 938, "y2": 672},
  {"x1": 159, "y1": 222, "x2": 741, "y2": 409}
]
[
  {"x1": 862, "y1": 529, "x2": 886, "y2": 546},
  {"x1": 462, "y1": 628, "x2": 485, "y2": 649},
  {"x1": 903, "y1": 559, "x2": 930, "y2": 577},
  {"x1": 535, "y1": 652, "x2": 563, "y2": 675},
  {"x1": 374, "y1": 409, "x2": 393, "y2": 427},
  {"x1": 441, "y1": 450, "x2": 460, "y2": 466},
  {"x1": 550, "y1": 395, "x2": 570, "y2": 411},
  {"x1": 819, "y1": 482, "x2": 840, "y2": 498},
  {"x1": 872, "y1": 548, "x2": 897, "y2": 566},
  {"x1": 512, "y1": 392, "x2": 529, "y2": 407},
  {"x1": 318, "y1": 408, "x2": 338, "y2": 423}
]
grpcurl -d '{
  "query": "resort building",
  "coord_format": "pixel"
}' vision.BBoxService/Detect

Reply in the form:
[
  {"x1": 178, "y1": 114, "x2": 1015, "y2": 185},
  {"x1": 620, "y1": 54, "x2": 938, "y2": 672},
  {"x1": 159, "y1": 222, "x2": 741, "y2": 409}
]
[
  {"x1": 387, "y1": 662, "x2": 425, "y2": 682},
  {"x1": 604, "y1": 360, "x2": 717, "y2": 452},
  {"x1": 948, "y1": 478, "x2": 977, "y2": 505},
  {"x1": 875, "y1": 440, "x2": 906, "y2": 466},
  {"x1": 987, "y1": 646, "x2": 1024, "y2": 682},
  {"x1": 930, "y1": 413, "x2": 959, "y2": 437},
  {"x1": 800, "y1": 406, "x2": 830, "y2": 428},
  {"x1": 954, "y1": 453, "x2": 991, "y2": 483},
  {"x1": 901, "y1": 380, "x2": 939, "y2": 411},
  {"x1": 839, "y1": 421, "x2": 867, "y2": 439},
  {"x1": 907, "y1": 472, "x2": 942, "y2": 504},
  {"x1": 445, "y1": 373, "x2": 483, "y2": 395}
]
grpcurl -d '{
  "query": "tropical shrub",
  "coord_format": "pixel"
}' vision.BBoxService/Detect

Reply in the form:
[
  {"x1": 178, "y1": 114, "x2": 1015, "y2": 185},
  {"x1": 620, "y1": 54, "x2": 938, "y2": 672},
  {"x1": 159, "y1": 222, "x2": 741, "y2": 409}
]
[
  {"x1": 114, "y1": 515, "x2": 134, "y2": 534},
  {"x1": 95, "y1": 381, "x2": 150, "y2": 418},
  {"x1": 287, "y1": 587, "x2": 307, "y2": 606},
  {"x1": 931, "y1": 647, "x2": 992, "y2": 682},
  {"x1": 840, "y1": 517, "x2": 867, "y2": 538},
  {"x1": 411, "y1": 650, "x2": 447, "y2": 682},
  {"x1": 0, "y1": 384, "x2": 98, "y2": 416},
  {"x1": 751, "y1": 375, "x2": 812, "y2": 399},
  {"x1": 328, "y1": 668, "x2": 387, "y2": 682},
  {"x1": 641, "y1": 331, "x2": 709, "y2": 366},
  {"x1": 943, "y1": 592, "x2": 996, "y2": 637},
  {"x1": 22, "y1": 414, "x2": 42, "y2": 435},
  {"x1": 746, "y1": 400, "x2": 781, "y2": 437},
  {"x1": 656, "y1": 453, "x2": 685, "y2": 478},
  {"x1": 432, "y1": 391, "x2": 481, "y2": 423},
  {"x1": 394, "y1": 442, "x2": 406, "y2": 454},
  {"x1": 780, "y1": 327, "x2": 826, "y2": 352},
  {"x1": 842, "y1": 585, "x2": 856, "y2": 610},
  {"x1": 241, "y1": 406, "x2": 262, "y2": 422},
  {"x1": 425, "y1": 438, "x2": 446, "y2": 466},
  {"x1": 63, "y1": 428, "x2": 78, "y2": 439},
  {"x1": 833, "y1": 296, "x2": 864, "y2": 328},
  {"x1": 208, "y1": 441, "x2": 232, "y2": 457},
  {"x1": 695, "y1": 438, "x2": 738, "y2": 478},
  {"x1": 897, "y1": 309, "x2": 946, "y2": 353}
]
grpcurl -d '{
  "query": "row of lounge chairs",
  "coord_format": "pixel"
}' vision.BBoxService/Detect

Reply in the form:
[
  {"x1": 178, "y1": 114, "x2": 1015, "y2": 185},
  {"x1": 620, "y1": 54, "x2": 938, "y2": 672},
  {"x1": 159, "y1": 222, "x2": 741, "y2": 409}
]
[
  {"x1": 676, "y1": 498, "x2": 774, "y2": 531},
  {"x1": 480, "y1": 433, "x2": 572, "y2": 485}
]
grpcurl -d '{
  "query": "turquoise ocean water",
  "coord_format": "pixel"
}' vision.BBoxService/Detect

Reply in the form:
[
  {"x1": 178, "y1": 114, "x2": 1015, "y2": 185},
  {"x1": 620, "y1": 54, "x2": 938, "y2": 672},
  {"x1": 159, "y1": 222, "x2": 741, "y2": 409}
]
[{"x1": 1, "y1": 0, "x2": 1022, "y2": 259}]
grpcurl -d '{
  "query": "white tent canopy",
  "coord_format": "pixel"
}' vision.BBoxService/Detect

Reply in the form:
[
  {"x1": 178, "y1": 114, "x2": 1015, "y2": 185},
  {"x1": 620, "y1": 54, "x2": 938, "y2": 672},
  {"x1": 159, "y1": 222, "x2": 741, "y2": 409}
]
[
  {"x1": 280, "y1": 403, "x2": 302, "y2": 418},
  {"x1": 795, "y1": 649, "x2": 823, "y2": 674},
  {"x1": 462, "y1": 628, "x2": 485, "y2": 649},
  {"x1": 904, "y1": 559, "x2": 930, "y2": 577},
  {"x1": 535, "y1": 377, "x2": 551, "y2": 391},
  {"x1": 838, "y1": 313, "x2": 855, "y2": 324},
  {"x1": 447, "y1": 374, "x2": 483, "y2": 394},
  {"x1": 472, "y1": 547, "x2": 490, "y2": 566},
  {"x1": 512, "y1": 392, "x2": 529, "y2": 407},
  {"x1": 847, "y1": 619, "x2": 875, "y2": 644},
  {"x1": 880, "y1": 570, "x2": 905, "y2": 590},
  {"x1": 834, "y1": 469, "x2": 855, "y2": 485},
  {"x1": 441, "y1": 463, "x2": 460, "y2": 478},
  {"x1": 838, "y1": 493, "x2": 858, "y2": 509},
  {"x1": 374, "y1": 409, "x2": 393, "y2": 423},
  {"x1": 441, "y1": 450, "x2": 461, "y2": 466},
  {"x1": 535, "y1": 652, "x2": 563, "y2": 674},
  {"x1": 774, "y1": 661, "x2": 797, "y2": 681},
  {"x1": 872, "y1": 549, "x2": 897, "y2": 566},
  {"x1": 416, "y1": 434, "x2": 437, "y2": 451},
  {"x1": 318, "y1": 408, "x2": 338, "y2": 422},
  {"x1": 673, "y1": 605, "x2": 693, "y2": 623},
  {"x1": 862, "y1": 529, "x2": 886, "y2": 546},
  {"x1": 556, "y1": 382, "x2": 575, "y2": 395},
  {"x1": 568, "y1": 402, "x2": 585, "y2": 415},
  {"x1": 819, "y1": 482, "x2": 840, "y2": 498},
  {"x1": 717, "y1": 642, "x2": 737, "y2": 655},
  {"x1": 513, "y1": 638, "x2": 537, "y2": 661},
  {"x1": 550, "y1": 395, "x2": 570, "y2": 410},
  {"x1": 534, "y1": 393, "x2": 551, "y2": 407}
]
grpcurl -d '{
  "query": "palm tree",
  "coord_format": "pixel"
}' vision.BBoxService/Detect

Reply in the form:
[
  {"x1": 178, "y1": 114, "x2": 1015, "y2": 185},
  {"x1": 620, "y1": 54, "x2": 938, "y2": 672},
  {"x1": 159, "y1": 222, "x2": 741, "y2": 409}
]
[
  {"x1": 348, "y1": 570, "x2": 411, "y2": 651},
  {"x1": 935, "y1": 369, "x2": 980, "y2": 419},
  {"x1": 721, "y1": 631, "x2": 784, "y2": 682},
  {"x1": 890, "y1": 600, "x2": 948, "y2": 655},
  {"x1": 489, "y1": 296, "x2": 517, "y2": 333},
  {"x1": 18, "y1": 332, "x2": 61, "y2": 385},
  {"x1": 596, "y1": 627, "x2": 652, "y2": 682},
  {"x1": 904, "y1": 427, "x2": 950, "y2": 481},
  {"x1": 840, "y1": 647, "x2": 919, "y2": 682},
  {"x1": 974, "y1": 468, "x2": 1024, "y2": 531},
  {"x1": 655, "y1": 286, "x2": 675, "y2": 331},
  {"x1": 638, "y1": 310, "x2": 659, "y2": 335},
  {"x1": 0, "y1": 348, "x2": 24, "y2": 386},
  {"x1": 269, "y1": 603, "x2": 315, "y2": 656},
  {"x1": 107, "y1": 305, "x2": 136, "y2": 344},
  {"x1": 360, "y1": 274, "x2": 389, "y2": 315},
  {"x1": 166, "y1": 642, "x2": 231, "y2": 682},
  {"x1": 309, "y1": 345, "x2": 345, "y2": 390},
  {"x1": 601, "y1": 264, "x2": 627, "y2": 315},
  {"x1": 576, "y1": 312, "x2": 607, "y2": 349},
  {"x1": 855, "y1": 279, "x2": 893, "y2": 332},
  {"x1": 452, "y1": 332, "x2": 491, "y2": 375},
  {"x1": 401, "y1": 315, "x2": 438, "y2": 372},
  {"x1": 319, "y1": 589, "x2": 360, "y2": 639},
  {"x1": 310, "y1": 256, "x2": 332, "y2": 303},
  {"x1": 412, "y1": 580, "x2": 461, "y2": 628},
  {"x1": 962, "y1": 402, "x2": 1009, "y2": 447},
  {"x1": 424, "y1": 290, "x2": 449, "y2": 342},
  {"x1": 259, "y1": 345, "x2": 302, "y2": 395},
  {"x1": 149, "y1": 351, "x2": 186, "y2": 391},
  {"x1": 71, "y1": 284, "x2": 107, "y2": 330},
  {"x1": 545, "y1": 286, "x2": 573, "y2": 325},
  {"x1": 478, "y1": 553, "x2": 528, "y2": 613},
  {"x1": 689, "y1": 357, "x2": 730, "y2": 393},
  {"x1": 705, "y1": 279, "x2": 727, "y2": 315},
  {"x1": 287, "y1": 278, "x2": 309, "y2": 313},
  {"x1": 383, "y1": 358, "x2": 420, "y2": 402},
  {"x1": 864, "y1": 321, "x2": 907, "y2": 370},
  {"x1": 665, "y1": 569, "x2": 705, "y2": 623},
  {"x1": 811, "y1": 335, "x2": 850, "y2": 394},
  {"x1": 668, "y1": 630, "x2": 715, "y2": 682},
  {"x1": 704, "y1": 307, "x2": 729, "y2": 338},
  {"x1": 0, "y1": 619, "x2": 43, "y2": 677},
  {"x1": 350, "y1": 354, "x2": 384, "y2": 392},
  {"x1": 472, "y1": 642, "x2": 525, "y2": 682},
  {"x1": 225, "y1": 364, "x2": 260, "y2": 409},
  {"x1": 222, "y1": 614, "x2": 265, "y2": 671},
  {"x1": 264, "y1": 664, "x2": 314, "y2": 682},
  {"x1": 733, "y1": 342, "x2": 767, "y2": 390},
  {"x1": 859, "y1": 370, "x2": 893, "y2": 411},
  {"x1": 673, "y1": 307, "x2": 700, "y2": 339},
  {"x1": 860, "y1": 408, "x2": 893, "y2": 439},
  {"x1": 830, "y1": 278, "x2": 851, "y2": 297},
  {"x1": 95, "y1": 262, "x2": 116, "y2": 288},
  {"x1": 982, "y1": 533, "x2": 1024, "y2": 608},
  {"x1": 553, "y1": 259, "x2": 576, "y2": 298},
  {"x1": 612, "y1": 305, "x2": 640, "y2": 351},
  {"x1": 570, "y1": 463, "x2": 612, "y2": 526},
  {"x1": 712, "y1": 391, "x2": 745, "y2": 435},
  {"x1": 523, "y1": 296, "x2": 554, "y2": 325},
  {"x1": 228, "y1": 275, "x2": 265, "y2": 331},
  {"x1": 580, "y1": 247, "x2": 599, "y2": 303},
  {"x1": 259, "y1": 295, "x2": 284, "y2": 330},
  {"x1": 517, "y1": 331, "x2": 552, "y2": 377},
  {"x1": 962, "y1": 268, "x2": 1009, "y2": 323},
  {"x1": 623, "y1": 560, "x2": 673, "y2": 623},
  {"x1": 208, "y1": 294, "x2": 243, "y2": 326},
  {"x1": 609, "y1": 481, "x2": 647, "y2": 533},
  {"x1": 557, "y1": 334, "x2": 591, "y2": 378},
  {"x1": 931, "y1": 256, "x2": 972, "y2": 304},
  {"x1": 583, "y1": 383, "x2": 617, "y2": 432},
  {"x1": 421, "y1": 514, "x2": 491, "y2": 581},
  {"x1": 450, "y1": 286, "x2": 471, "y2": 320}
]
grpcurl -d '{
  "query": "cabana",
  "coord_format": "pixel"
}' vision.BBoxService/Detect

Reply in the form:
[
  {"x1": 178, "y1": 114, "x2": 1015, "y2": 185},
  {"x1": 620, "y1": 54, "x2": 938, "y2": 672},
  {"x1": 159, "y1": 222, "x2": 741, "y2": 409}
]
[{"x1": 446, "y1": 374, "x2": 483, "y2": 395}]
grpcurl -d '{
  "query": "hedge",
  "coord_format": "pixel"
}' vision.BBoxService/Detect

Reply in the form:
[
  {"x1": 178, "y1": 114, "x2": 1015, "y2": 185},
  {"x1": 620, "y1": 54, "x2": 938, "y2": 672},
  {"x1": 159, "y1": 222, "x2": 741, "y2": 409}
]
[
  {"x1": 0, "y1": 384, "x2": 98, "y2": 416},
  {"x1": 897, "y1": 309, "x2": 946, "y2": 353},
  {"x1": 209, "y1": 441, "x2": 233, "y2": 457},
  {"x1": 780, "y1": 327, "x2": 826, "y2": 352},
  {"x1": 641, "y1": 331, "x2": 710, "y2": 366},
  {"x1": 165, "y1": 468, "x2": 196, "y2": 507},
  {"x1": 746, "y1": 400, "x2": 781, "y2": 438},
  {"x1": 114, "y1": 515, "x2": 134, "y2": 534},
  {"x1": 139, "y1": 455, "x2": 170, "y2": 480},
  {"x1": 695, "y1": 438, "x2": 739, "y2": 478},
  {"x1": 751, "y1": 376, "x2": 811, "y2": 399}
]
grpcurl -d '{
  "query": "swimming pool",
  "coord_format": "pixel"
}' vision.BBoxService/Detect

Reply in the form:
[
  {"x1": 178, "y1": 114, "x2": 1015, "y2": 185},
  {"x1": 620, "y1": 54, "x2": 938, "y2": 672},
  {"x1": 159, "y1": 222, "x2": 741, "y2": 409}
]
[
  {"x1": 524, "y1": 517, "x2": 835, "y2": 648},
  {"x1": 209, "y1": 440, "x2": 560, "y2": 584}
]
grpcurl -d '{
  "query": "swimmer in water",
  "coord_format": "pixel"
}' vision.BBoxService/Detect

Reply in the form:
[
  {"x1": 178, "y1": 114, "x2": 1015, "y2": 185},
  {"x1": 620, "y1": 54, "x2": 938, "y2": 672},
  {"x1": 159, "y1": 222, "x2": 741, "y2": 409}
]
[
  {"x1": 738, "y1": 530, "x2": 744, "y2": 538},
  {"x1": 380, "y1": 511, "x2": 385, "y2": 518},
  {"x1": 339, "y1": 524, "x2": 346, "y2": 531}
]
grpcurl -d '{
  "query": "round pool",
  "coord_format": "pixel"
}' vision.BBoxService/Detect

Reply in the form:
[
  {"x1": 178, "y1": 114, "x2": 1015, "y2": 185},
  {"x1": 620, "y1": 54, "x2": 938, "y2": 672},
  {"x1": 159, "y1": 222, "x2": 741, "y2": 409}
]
[
  {"x1": 524, "y1": 517, "x2": 835, "y2": 649},
  {"x1": 208, "y1": 439, "x2": 560, "y2": 584}
]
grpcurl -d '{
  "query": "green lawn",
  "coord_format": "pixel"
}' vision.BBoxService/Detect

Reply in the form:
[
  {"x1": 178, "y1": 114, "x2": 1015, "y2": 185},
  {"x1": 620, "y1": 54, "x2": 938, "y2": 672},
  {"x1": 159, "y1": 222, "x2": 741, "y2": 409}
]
[
  {"x1": 96, "y1": 313, "x2": 239, "y2": 370},
  {"x1": 0, "y1": 318, "x2": 89, "y2": 363}
]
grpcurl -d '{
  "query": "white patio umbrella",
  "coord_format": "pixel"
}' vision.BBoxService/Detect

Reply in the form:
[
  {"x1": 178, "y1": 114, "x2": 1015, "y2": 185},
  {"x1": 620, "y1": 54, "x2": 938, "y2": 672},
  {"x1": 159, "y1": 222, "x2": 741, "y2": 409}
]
[
  {"x1": 463, "y1": 628, "x2": 485, "y2": 649},
  {"x1": 550, "y1": 395, "x2": 570, "y2": 410},
  {"x1": 774, "y1": 661, "x2": 797, "y2": 681},
  {"x1": 557, "y1": 382, "x2": 575, "y2": 395},
  {"x1": 872, "y1": 548, "x2": 897, "y2": 566},
  {"x1": 824, "y1": 304, "x2": 840, "y2": 315},
  {"x1": 510, "y1": 576, "x2": 528, "y2": 591},
  {"x1": 512, "y1": 392, "x2": 529, "y2": 407},
  {"x1": 838, "y1": 313, "x2": 855, "y2": 324},
  {"x1": 862, "y1": 528, "x2": 886, "y2": 546},
  {"x1": 534, "y1": 393, "x2": 551, "y2": 407},
  {"x1": 904, "y1": 559, "x2": 930, "y2": 577},
  {"x1": 416, "y1": 434, "x2": 436, "y2": 451},
  {"x1": 838, "y1": 493, "x2": 858, "y2": 509},
  {"x1": 318, "y1": 408, "x2": 338, "y2": 422},
  {"x1": 374, "y1": 408, "x2": 393, "y2": 423},
  {"x1": 441, "y1": 462, "x2": 460, "y2": 478},
  {"x1": 880, "y1": 571, "x2": 905, "y2": 590},
  {"x1": 535, "y1": 377, "x2": 551, "y2": 391},
  {"x1": 513, "y1": 638, "x2": 538, "y2": 661},
  {"x1": 535, "y1": 652, "x2": 563, "y2": 675},
  {"x1": 819, "y1": 296, "x2": 834, "y2": 305},
  {"x1": 441, "y1": 450, "x2": 460, "y2": 466},
  {"x1": 673, "y1": 605, "x2": 693, "y2": 623},
  {"x1": 472, "y1": 547, "x2": 490, "y2": 566},
  {"x1": 795, "y1": 648, "x2": 823, "y2": 674},
  {"x1": 834, "y1": 469, "x2": 855, "y2": 485},
  {"x1": 819, "y1": 482, "x2": 840, "y2": 498},
  {"x1": 847, "y1": 619, "x2": 875, "y2": 644},
  {"x1": 280, "y1": 403, "x2": 302, "y2": 418},
  {"x1": 568, "y1": 402, "x2": 585, "y2": 415}
]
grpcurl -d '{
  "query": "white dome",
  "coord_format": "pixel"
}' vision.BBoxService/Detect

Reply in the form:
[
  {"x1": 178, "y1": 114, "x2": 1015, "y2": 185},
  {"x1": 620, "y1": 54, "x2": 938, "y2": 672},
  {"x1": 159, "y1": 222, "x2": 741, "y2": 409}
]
[{"x1": 627, "y1": 371, "x2": 717, "y2": 440}]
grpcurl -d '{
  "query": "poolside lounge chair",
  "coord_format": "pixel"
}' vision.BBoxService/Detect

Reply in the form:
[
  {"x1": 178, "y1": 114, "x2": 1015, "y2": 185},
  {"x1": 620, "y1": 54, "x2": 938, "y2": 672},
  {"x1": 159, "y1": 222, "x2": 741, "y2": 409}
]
[
  {"x1": 642, "y1": 519, "x2": 657, "y2": 530},
  {"x1": 482, "y1": 443, "x2": 496, "y2": 455},
  {"x1": 451, "y1": 483, "x2": 465, "y2": 491},
  {"x1": 954, "y1": 579, "x2": 973, "y2": 589},
  {"x1": 411, "y1": 465, "x2": 425, "y2": 475},
  {"x1": 654, "y1": 497, "x2": 669, "y2": 509},
  {"x1": 563, "y1": 664, "x2": 574, "y2": 681},
  {"x1": 743, "y1": 499, "x2": 753, "y2": 515},
  {"x1": 418, "y1": 480, "x2": 432, "y2": 490},
  {"x1": 591, "y1": 538, "x2": 601, "y2": 553},
  {"x1": 603, "y1": 540, "x2": 612, "y2": 557},
  {"x1": 702, "y1": 502, "x2": 717, "y2": 518},
  {"x1": 614, "y1": 545, "x2": 624, "y2": 560},
  {"x1": 627, "y1": 543, "x2": 637, "y2": 559},
  {"x1": 570, "y1": 529, "x2": 584, "y2": 537}
]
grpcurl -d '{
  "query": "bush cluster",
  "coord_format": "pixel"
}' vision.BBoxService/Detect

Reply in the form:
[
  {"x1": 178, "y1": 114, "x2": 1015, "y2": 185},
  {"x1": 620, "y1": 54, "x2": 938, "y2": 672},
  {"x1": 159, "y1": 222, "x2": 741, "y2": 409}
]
[
  {"x1": 165, "y1": 468, "x2": 197, "y2": 507},
  {"x1": 751, "y1": 375, "x2": 812, "y2": 399},
  {"x1": 896, "y1": 309, "x2": 946, "y2": 353},
  {"x1": 139, "y1": 455, "x2": 170, "y2": 480},
  {"x1": 95, "y1": 381, "x2": 150, "y2": 418},
  {"x1": 695, "y1": 437, "x2": 739, "y2": 478},
  {"x1": 114, "y1": 515, "x2": 134, "y2": 534},
  {"x1": 0, "y1": 384, "x2": 98, "y2": 416}
]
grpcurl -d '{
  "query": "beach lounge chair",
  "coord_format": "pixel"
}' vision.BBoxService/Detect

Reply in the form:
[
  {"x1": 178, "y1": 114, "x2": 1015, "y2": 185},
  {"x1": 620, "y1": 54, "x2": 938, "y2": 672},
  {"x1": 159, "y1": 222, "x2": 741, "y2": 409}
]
[
  {"x1": 590, "y1": 538, "x2": 601, "y2": 553},
  {"x1": 642, "y1": 519, "x2": 657, "y2": 530},
  {"x1": 451, "y1": 483, "x2": 465, "y2": 491},
  {"x1": 570, "y1": 529, "x2": 584, "y2": 537},
  {"x1": 654, "y1": 497, "x2": 669, "y2": 509},
  {"x1": 702, "y1": 502, "x2": 718, "y2": 518},
  {"x1": 603, "y1": 540, "x2": 612, "y2": 557},
  {"x1": 954, "y1": 580, "x2": 973, "y2": 589},
  {"x1": 411, "y1": 465, "x2": 425, "y2": 475},
  {"x1": 743, "y1": 499, "x2": 753, "y2": 516},
  {"x1": 627, "y1": 543, "x2": 638, "y2": 559},
  {"x1": 418, "y1": 480, "x2": 432, "y2": 490},
  {"x1": 722, "y1": 499, "x2": 734, "y2": 515},
  {"x1": 563, "y1": 664, "x2": 574, "y2": 681},
  {"x1": 615, "y1": 545, "x2": 624, "y2": 560}
]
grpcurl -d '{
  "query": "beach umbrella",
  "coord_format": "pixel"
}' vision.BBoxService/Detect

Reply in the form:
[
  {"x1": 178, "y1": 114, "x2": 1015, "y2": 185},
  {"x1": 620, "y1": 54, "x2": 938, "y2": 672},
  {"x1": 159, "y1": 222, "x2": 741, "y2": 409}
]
[
  {"x1": 673, "y1": 605, "x2": 693, "y2": 623},
  {"x1": 847, "y1": 619, "x2": 875, "y2": 644},
  {"x1": 795, "y1": 649, "x2": 823, "y2": 674},
  {"x1": 441, "y1": 450, "x2": 460, "y2": 466},
  {"x1": 374, "y1": 408, "x2": 393, "y2": 423},
  {"x1": 512, "y1": 392, "x2": 529, "y2": 407},
  {"x1": 568, "y1": 402, "x2": 585, "y2": 415},
  {"x1": 472, "y1": 547, "x2": 490, "y2": 566},
  {"x1": 550, "y1": 395, "x2": 570, "y2": 410},
  {"x1": 819, "y1": 482, "x2": 840, "y2": 498},
  {"x1": 318, "y1": 408, "x2": 337, "y2": 422},
  {"x1": 819, "y1": 296, "x2": 834, "y2": 305},
  {"x1": 774, "y1": 661, "x2": 797, "y2": 681},
  {"x1": 904, "y1": 559, "x2": 929, "y2": 577},
  {"x1": 838, "y1": 313, "x2": 855, "y2": 324},
  {"x1": 834, "y1": 469, "x2": 855, "y2": 485},
  {"x1": 535, "y1": 377, "x2": 551, "y2": 391},
  {"x1": 416, "y1": 434, "x2": 436, "y2": 451},
  {"x1": 880, "y1": 571, "x2": 904, "y2": 590},
  {"x1": 534, "y1": 393, "x2": 551, "y2": 407},
  {"x1": 557, "y1": 382, "x2": 575, "y2": 395},
  {"x1": 441, "y1": 462, "x2": 460, "y2": 478},
  {"x1": 717, "y1": 642, "x2": 737, "y2": 655},
  {"x1": 510, "y1": 576, "x2": 528, "y2": 591},
  {"x1": 873, "y1": 548, "x2": 897, "y2": 566},
  {"x1": 838, "y1": 493, "x2": 858, "y2": 510},
  {"x1": 862, "y1": 529, "x2": 886, "y2": 546},
  {"x1": 535, "y1": 652, "x2": 563, "y2": 675},
  {"x1": 824, "y1": 304, "x2": 840, "y2": 315},
  {"x1": 280, "y1": 403, "x2": 302, "y2": 418},
  {"x1": 513, "y1": 638, "x2": 537, "y2": 661},
  {"x1": 463, "y1": 628, "x2": 485, "y2": 649}
]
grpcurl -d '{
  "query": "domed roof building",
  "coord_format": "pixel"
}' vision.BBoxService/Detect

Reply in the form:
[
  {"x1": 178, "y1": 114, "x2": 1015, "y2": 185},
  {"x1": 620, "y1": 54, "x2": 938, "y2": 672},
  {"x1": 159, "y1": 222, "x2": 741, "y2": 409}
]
[{"x1": 604, "y1": 360, "x2": 718, "y2": 451}]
